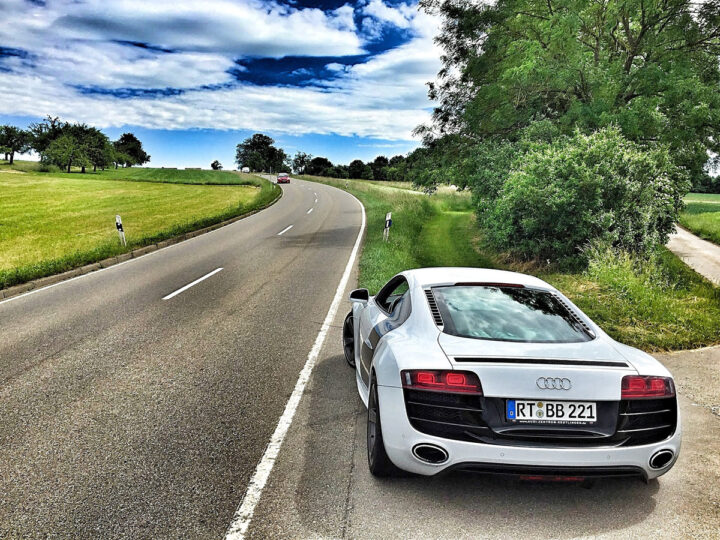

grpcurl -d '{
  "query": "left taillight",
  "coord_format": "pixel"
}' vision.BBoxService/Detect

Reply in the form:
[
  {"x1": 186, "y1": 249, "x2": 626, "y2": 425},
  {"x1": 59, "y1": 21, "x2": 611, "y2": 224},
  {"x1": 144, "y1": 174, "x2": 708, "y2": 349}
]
[
  {"x1": 401, "y1": 370, "x2": 483, "y2": 395},
  {"x1": 621, "y1": 375, "x2": 675, "y2": 399}
]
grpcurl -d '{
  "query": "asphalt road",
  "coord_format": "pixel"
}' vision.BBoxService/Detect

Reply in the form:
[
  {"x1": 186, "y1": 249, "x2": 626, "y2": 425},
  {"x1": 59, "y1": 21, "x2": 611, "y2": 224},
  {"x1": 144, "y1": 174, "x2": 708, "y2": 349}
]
[{"x1": 0, "y1": 177, "x2": 363, "y2": 538}]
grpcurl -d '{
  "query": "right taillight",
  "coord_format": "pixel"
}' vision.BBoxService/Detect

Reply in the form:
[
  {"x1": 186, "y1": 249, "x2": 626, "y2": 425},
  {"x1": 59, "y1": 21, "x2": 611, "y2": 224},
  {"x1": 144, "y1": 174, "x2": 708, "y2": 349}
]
[{"x1": 621, "y1": 375, "x2": 675, "y2": 399}]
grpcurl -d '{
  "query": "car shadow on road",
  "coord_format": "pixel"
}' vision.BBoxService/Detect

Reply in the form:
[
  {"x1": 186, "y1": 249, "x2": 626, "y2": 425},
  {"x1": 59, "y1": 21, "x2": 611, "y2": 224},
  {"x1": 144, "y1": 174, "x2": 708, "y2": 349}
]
[{"x1": 369, "y1": 471, "x2": 659, "y2": 539}]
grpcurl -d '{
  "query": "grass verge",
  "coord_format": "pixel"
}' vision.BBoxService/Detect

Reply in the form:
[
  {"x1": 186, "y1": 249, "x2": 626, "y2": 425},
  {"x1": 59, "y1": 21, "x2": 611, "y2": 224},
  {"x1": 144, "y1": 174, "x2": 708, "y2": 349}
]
[
  {"x1": 0, "y1": 168, "x2": 280, "y2": 289},
  {"x1": 680, "y1": 192, "x2": 720, "y2": 245},
  {"x1": 301, "y1": 175, "x2": 720, "y2": 351}
]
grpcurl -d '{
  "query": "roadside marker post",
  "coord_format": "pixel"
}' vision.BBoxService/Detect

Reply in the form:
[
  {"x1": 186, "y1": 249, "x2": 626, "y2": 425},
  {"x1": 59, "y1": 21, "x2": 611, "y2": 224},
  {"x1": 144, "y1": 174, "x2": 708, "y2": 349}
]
[
  {"x1": 383, "y1": 212, "x2": 392, "y2": 242},
  {"x1": 115, "y1": 215, "x2": 127, "y2": 246}
]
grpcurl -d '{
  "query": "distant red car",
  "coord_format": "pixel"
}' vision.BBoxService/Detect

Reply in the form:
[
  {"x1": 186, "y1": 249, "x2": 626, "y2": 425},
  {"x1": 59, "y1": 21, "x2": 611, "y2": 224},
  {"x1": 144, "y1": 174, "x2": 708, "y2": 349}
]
[{"x1": 277, "y1": 173, "x2": 290, "y2": 184}]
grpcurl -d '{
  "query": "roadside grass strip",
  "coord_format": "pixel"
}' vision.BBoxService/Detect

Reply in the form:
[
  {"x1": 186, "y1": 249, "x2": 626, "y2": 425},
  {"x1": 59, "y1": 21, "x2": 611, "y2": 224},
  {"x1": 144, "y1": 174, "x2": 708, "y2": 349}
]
[
  {"x1": 680, "y1": 193, "x2": 720, "y2": 246},
  {"x1": 0, "y1": 167, "x2": 280, "y2": 289},
  {"x1": 300, "y1": 175, "x2": 720, "y2": 351}
]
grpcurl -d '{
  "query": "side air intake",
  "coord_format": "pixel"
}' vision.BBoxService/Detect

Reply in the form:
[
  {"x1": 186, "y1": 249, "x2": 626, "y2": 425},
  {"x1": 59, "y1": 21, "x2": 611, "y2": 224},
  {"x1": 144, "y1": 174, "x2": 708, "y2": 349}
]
[{"x1": 424, "y1": 289, "x2": 444, "y2": 328}]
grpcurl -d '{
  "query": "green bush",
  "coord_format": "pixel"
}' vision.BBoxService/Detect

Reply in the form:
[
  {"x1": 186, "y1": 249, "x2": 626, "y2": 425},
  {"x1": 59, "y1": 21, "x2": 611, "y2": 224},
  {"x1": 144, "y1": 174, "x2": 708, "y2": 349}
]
[{"x1": 482, "y1": 128, "x2": 688, "y2": 265}]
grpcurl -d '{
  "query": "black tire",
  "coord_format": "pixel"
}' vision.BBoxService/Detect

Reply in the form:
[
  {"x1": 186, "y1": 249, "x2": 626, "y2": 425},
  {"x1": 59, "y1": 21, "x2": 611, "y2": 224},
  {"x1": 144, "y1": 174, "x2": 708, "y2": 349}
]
[
  {"x1": 342, "y1": 311, "x2": 356, "y2": 369},
  {"x1": 367, "y1": 375, "x2": 399, "y2": 477}
]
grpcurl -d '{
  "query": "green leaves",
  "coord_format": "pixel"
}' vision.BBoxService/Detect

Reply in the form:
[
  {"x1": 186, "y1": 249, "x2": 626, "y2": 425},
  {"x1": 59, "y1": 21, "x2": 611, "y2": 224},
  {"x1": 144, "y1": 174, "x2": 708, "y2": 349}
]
[
  {"x1": 481, "y1": 128, "x2": 689, "y2": 265},
  {"x1": 424, "y1": 0, "x2": 720, "y2": 184}
]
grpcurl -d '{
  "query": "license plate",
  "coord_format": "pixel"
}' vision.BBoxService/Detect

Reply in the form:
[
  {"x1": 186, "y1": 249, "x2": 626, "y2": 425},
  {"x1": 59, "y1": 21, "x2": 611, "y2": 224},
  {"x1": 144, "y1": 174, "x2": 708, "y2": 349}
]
[{"x1": 507, "y1": 400, "x2": 597, "y2": 424}]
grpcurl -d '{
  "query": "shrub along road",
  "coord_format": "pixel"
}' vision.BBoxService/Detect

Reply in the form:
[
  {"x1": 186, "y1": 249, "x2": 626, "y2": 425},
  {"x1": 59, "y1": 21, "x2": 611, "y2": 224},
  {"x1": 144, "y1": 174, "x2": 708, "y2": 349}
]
[{"x1": 0, "y1": 178, "x2": 363, "y2": 537}]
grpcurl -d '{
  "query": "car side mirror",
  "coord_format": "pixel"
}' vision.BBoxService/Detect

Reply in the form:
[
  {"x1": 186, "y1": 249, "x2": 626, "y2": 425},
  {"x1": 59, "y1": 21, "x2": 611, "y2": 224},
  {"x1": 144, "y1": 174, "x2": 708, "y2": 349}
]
[{"x1": 349, "y1": 288, "x2": 369, "y2": 305}]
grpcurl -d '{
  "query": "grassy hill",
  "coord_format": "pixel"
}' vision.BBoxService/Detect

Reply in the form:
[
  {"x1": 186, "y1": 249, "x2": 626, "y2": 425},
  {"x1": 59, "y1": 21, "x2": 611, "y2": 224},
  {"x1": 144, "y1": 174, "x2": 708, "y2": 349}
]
[{"x1": 0, "y1": 162, "x2": 280, "y2": 289}]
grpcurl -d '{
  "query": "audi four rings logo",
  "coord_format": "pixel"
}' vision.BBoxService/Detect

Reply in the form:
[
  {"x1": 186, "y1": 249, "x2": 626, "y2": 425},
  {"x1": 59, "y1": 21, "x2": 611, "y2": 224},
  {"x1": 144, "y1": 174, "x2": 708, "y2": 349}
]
[{"x1": 536, "y1": 377, "x2": 572, "y2": 390}]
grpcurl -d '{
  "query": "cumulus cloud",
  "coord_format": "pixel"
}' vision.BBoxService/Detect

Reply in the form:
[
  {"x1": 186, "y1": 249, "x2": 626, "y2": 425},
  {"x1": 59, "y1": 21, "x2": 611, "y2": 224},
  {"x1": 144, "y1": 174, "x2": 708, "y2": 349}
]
[{"x1": 0, "y1": 0, "x2": 441, "y2": 140}]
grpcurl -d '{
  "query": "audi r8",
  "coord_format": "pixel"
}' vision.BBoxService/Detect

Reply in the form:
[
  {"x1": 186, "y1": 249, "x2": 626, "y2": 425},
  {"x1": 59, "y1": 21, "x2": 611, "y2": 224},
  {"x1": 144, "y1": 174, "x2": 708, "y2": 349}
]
[{"x1": 342, "y1": 268, "x2": 681, "y2": 481}]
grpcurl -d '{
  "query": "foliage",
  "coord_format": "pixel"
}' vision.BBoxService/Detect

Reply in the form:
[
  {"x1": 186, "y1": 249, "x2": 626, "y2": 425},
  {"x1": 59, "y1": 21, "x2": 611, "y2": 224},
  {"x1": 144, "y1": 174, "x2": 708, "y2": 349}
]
[
  {"x1": 210, "y1": 160, "x2": 223, "y2": 170},
  {"x1": 370, "y1": 155, "x2": 389, "y2": 180},
  {"x1": 44, "y1": 134, "x2": 89, "y2": 173},
  {"x1": 483, "y1": 128, "x2": 688, "y2": 265},
  {"x1": 305, "y1": 156, "x2": 333, "y2": 175},
  {"x1": 113, "y1": 132, "x2": 150, "y2": 167},
  {"x1": 419, "y1": 0, "x2": 720, "y2": 183},
  {"x1": 235, "y1": 133, "x2": 287, "y2": 173},
  {"x1": 292, "y1": 151, "x2": 312, "y2": 174},
  {"x1": 348, "y1": 159, "x2": 366, "y2": 179},
  {"x1": 0, "y1": 125, "x2": 32, "y2": 164}
]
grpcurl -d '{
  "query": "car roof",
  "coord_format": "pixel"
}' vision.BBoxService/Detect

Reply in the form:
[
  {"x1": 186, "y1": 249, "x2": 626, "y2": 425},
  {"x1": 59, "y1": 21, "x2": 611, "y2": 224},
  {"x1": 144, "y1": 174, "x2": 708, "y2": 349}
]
[{"x1": 401, "y1": 267, "x2": 552, "y2": 290}]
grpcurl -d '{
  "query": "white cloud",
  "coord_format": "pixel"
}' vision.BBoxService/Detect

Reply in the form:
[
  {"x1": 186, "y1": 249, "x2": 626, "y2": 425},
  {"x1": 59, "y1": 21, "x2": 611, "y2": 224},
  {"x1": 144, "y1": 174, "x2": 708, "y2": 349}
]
[{"x1": 0, "y1": 0, "x2": 441, "y2": 141}]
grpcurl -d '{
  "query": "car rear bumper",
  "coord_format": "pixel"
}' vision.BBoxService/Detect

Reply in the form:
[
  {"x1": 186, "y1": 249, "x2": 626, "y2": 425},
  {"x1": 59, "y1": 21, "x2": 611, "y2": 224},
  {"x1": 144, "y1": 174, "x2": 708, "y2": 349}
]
[{"x1": 377, "y1": 385, "x2": 681, "y2": 480}]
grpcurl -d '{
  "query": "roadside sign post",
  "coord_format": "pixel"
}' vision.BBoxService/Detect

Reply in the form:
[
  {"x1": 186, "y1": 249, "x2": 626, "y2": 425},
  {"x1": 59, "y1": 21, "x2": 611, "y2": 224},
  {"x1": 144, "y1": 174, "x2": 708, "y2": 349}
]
[
  {"x1": 115, "y1": 215, "x2": 126, "y2": 246},
  {"x1": 383, "y1": 212, "x2": 392, "y2": 242}
]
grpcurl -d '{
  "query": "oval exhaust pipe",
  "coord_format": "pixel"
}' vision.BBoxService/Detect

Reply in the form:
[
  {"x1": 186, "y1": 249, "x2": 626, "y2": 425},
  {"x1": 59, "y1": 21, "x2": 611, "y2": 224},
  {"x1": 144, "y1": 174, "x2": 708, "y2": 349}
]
[
  {"x1": 412, "y1": 443, "x2": 449, "y2": 464},
  {"x1": 649, "y1": 450, "x2": 674, "y2": 470}
]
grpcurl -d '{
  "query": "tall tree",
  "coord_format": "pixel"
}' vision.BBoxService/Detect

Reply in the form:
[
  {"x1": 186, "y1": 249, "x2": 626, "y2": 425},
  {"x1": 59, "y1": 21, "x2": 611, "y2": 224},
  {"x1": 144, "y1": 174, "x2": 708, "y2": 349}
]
[
  {"x1": 292, "y1": 151, "x2": 312, "y2": 174},
  {"x1": 305, "y1": 156, "x2": 333, "y2": 175},
  {"x1": 348, "y1": 159, "x2": 366, "y2": 179},
  {"x1": 420, "y1": 0, "x2": 720, "y2": 181},
  {"x1": 28, "y1": 116, "x2": 64, "y2": 154},
  {"x1": 113, "y1": 133, "x2": 150, "y2": 167},
  {"x1": 370, "y1": 155, "x2": 389, "y2": 180},
  {"x1": 44, "y1": 134, "x2": 88, "y2": 173},
  {"x1": 0, "y1": 125, "x2": 32, "y2": 165},
  {"x1": 235, "y1": 133, "x2": 287, "y2": 173}
]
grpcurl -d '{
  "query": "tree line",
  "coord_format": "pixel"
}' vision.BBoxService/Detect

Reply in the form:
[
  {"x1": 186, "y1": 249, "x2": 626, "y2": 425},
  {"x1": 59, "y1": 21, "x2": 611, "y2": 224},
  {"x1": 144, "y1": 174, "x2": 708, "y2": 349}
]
[
  {"x1": 234, "y1": 133, "x2": 428, "y2": 182},
  {"x1": 0, "y1": 116, "x2": 150, "y2": 172}
]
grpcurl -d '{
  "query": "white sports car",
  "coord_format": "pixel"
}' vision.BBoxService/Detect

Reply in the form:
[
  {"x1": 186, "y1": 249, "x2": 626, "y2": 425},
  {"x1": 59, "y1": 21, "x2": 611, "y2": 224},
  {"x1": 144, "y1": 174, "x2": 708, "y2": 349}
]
[{"x1": 342, "y1": 268, "x2": 681, "y2": 482}]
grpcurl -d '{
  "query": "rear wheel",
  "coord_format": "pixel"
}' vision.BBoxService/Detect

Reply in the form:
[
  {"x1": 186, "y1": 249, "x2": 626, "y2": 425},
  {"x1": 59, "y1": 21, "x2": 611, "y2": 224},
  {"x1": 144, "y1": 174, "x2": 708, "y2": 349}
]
[
  {"x1": 367, "y1": 375, "x2": 399, "y2": 477},
  {"x1": 342, "y1": 311, "x2": 355, "y2": 369}
]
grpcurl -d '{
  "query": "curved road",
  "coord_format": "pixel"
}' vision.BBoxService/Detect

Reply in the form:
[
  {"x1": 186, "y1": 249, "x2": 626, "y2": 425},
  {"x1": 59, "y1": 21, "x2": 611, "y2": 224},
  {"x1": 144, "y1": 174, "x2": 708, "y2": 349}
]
[{"x1": 0, "y1": 178, "x2": 363, "y2": 538}]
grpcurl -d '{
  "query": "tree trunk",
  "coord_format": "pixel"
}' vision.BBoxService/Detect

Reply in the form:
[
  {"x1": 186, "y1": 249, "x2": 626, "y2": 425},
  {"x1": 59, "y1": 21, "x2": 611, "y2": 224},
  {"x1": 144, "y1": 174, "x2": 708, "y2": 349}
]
[
  {"x1": 67, "y1": 161, "x2": 71, "y2": 173},
  {"x1": 81, "y1": 165, "x2": 86, "y2": 173},
  {"x1": 93, "y1": 164, "x2": 97, "y2": 172},
  {"x1": 9, "y1": 152, "x2": 14, "y2": 165},
  {"x1": 115, "y1": 163, "x2": 118, "y2": 169}
]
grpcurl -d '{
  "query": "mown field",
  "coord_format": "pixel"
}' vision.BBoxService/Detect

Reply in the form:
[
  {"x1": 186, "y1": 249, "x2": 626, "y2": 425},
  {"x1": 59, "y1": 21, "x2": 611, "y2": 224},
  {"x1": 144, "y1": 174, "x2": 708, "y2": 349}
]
[
  {"x1": 0, "y1": 162, "x2": 280, "y2": 289},
  {"x1": 0, "y1": 160, "x2": 259, "y2": 185},
  {"x1": 680, "y1": 192, "x2": 720, "y2": 245},
  {"x1": 301, "y1": 175, "x2": 720, "y2": 352}
]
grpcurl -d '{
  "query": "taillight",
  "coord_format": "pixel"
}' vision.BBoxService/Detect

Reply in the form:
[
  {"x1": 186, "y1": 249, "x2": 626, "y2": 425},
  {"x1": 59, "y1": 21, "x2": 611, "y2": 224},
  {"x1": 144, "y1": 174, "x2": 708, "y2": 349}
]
[
  {"x1": 621, "y1": 375, "x2": 675, "y2": 399},
  {"x1": 402, "y1": 370, "x2": 483, "y2": 395}
]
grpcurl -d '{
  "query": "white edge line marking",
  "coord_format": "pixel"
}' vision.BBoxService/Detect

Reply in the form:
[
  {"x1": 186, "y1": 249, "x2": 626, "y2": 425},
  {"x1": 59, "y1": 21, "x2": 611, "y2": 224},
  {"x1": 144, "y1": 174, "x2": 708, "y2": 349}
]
[
  {"x1": 277, "y1": 224, "x2": 293, "y2": 236},
  {"x1": 162, "y1": 267, "x2": 223, "y2": 300},
  {"x1": 225, "y1": 190, "x2": 366, "y2": 540},
  {"x1": 306, "y1": 207, "x2": 313, "y2": 214}
]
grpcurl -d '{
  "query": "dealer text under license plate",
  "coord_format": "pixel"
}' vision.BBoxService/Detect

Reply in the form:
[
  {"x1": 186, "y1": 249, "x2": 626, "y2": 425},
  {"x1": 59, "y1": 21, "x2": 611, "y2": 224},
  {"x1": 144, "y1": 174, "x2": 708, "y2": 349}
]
[{"x1": 507, "y1": 400, "x2": 597, "y2": 424}]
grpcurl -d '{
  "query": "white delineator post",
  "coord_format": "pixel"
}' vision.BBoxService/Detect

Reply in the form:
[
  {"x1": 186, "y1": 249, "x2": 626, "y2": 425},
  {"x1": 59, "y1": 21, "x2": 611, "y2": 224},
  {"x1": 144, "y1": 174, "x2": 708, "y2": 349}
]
[
  {"x1": 383, "y1": 211, "x2": 392, "y2": 242},
  {"x1": 115, "y1": 215, "x2": 126, "y2": 246}
]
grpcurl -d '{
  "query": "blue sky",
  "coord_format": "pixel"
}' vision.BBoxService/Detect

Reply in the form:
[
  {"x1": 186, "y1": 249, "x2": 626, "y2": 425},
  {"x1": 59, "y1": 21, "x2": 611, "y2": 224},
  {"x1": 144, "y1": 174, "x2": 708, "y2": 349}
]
[{"x1": 0, "y1": 0, "x2": 440, "y2": 167}]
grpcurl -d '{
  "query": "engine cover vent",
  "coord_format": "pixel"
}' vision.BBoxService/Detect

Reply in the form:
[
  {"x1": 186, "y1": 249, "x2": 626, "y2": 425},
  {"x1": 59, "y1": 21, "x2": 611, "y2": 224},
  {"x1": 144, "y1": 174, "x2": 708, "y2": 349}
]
[
  {"x1": 424, "y1": 289, "x2": 444, "y2": 328},
  {"x1": 552, "y1": 294, "x2": 596, "y2": 338}
]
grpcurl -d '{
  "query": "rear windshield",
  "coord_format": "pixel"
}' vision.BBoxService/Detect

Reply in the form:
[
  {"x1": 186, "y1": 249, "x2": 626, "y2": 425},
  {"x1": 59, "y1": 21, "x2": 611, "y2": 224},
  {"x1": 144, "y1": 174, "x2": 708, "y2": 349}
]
[{"x1": 432, "y1": 285, "x2": 593, "y2": 343}]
